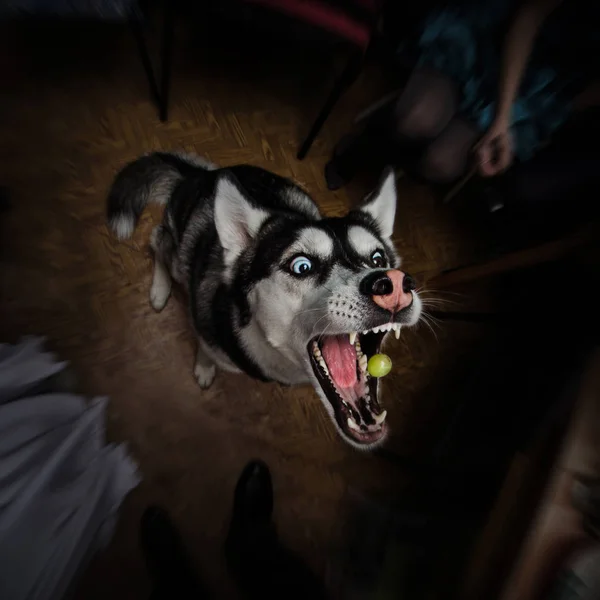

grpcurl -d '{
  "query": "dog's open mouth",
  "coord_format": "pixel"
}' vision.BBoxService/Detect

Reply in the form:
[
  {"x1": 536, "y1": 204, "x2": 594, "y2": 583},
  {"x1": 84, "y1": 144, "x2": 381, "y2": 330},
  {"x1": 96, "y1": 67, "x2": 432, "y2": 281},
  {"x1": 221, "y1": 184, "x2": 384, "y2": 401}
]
[{"x1": 308, "y1": 325, "x2": 400, "y2": 445}]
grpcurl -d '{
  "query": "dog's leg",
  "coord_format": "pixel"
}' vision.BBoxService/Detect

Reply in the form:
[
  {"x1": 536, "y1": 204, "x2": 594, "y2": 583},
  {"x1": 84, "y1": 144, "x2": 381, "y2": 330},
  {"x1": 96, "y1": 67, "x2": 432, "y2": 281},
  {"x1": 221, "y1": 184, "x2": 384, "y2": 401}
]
[
  {"x1": 194, "y1": 342, "x2": 216, "y2": 389},
  {"x1": 149, "y1": 225, "x2": 173, "y2": 312}
]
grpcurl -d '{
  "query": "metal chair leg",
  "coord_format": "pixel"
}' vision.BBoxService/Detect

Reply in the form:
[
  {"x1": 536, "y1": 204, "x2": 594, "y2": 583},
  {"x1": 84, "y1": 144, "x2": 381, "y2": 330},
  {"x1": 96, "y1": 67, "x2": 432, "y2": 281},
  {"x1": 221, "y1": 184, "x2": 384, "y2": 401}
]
[
  {"x1": 129, "y1": 8, "x2": 161, "y2": 111},
  {"x1": 297, "y1": 50, "x2": 363, "y2": 160},
  {"x1": 159, "y1": 1, "x2": 174, "y2": 122}
]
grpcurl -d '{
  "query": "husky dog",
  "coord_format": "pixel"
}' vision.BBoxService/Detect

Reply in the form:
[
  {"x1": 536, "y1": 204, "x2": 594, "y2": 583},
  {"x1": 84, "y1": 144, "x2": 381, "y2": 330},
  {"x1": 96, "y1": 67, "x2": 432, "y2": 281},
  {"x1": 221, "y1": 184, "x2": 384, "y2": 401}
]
[{"x1": 107, "y1": 153, "x2": 421, "y2": 449}]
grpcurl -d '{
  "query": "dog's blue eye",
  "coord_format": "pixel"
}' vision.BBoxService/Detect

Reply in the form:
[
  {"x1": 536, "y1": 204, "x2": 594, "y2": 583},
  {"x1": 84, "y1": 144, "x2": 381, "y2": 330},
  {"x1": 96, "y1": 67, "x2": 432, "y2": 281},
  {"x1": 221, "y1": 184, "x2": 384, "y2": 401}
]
[
  {"x1": 290, "y1": 256, "x2": 313, "y2": 276},
  {"x1": 371, "y1": 250, "x2": 386, "y2": 268}
]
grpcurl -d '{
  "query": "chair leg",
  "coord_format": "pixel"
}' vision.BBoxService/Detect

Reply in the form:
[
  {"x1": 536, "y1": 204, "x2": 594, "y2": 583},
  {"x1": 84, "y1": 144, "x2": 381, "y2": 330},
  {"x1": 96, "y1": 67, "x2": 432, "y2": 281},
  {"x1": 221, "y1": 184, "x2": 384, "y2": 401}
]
[
  {"x1": 129, "y1": 9, "x2": 161, "y2": 111},
  {"x1": 297, "y1": 50, "x2": 363, "y2": 160},
  {"x1": 129, "y1": 2, "x2": 174, "y2": 122},
  {"x1": 159, "y1": 0, "x2": 175, "y2": 122}
]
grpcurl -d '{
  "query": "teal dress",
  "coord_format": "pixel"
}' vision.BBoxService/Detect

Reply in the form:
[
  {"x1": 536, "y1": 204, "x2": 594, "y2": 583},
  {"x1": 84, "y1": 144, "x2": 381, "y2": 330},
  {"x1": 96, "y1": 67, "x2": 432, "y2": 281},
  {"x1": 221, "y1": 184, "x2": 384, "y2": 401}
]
[{"x1": 400, "y1": 0, "x2": 600, "y2": 160}]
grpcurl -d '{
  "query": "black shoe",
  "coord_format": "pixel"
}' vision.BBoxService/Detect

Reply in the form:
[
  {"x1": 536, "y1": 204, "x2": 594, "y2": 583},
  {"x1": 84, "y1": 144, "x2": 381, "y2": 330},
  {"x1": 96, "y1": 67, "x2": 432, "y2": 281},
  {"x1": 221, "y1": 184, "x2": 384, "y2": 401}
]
[
  {"x1": 231, "y1": 460, "x2": 273, "y2": 526},
  {"x1": 140, "y1": 506, "x2": 208, "y2": 599},
  {"x1": 225, "y1": 461, "x2": 327, "y2": 600},
  {"x1": 225, "y1": 460, "x2": 277, "y2": 565}
]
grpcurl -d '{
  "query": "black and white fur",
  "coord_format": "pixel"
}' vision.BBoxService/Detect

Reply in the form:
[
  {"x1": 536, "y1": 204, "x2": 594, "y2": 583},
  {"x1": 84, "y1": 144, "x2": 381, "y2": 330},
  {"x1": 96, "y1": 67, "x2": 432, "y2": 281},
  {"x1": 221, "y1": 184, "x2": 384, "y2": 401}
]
[{"x1": 107, "y1": 152, "x2": 421, "y2": 449}]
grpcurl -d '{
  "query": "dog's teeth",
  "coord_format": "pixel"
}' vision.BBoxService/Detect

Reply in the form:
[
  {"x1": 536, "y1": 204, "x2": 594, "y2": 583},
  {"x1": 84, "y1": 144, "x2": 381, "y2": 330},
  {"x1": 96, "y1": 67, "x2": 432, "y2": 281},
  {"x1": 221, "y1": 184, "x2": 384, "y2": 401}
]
[
  {"x1": 347, "y1": 417, "x2": 361, "y2": 432},
  {"x1": 374, "y1": 410, "x2": 387, "y2": 426},
  {"x1": 394, "y1": 325, "x2": 401, "y2": 339},
  {"x1": 318, "y1": 358, "x2": 328, "y2": 374},
  {"x1": 349, "y1": 332, "x2": 357, "y2": 345},
  {"x1": 373, "y1": 326, "x2": 380, "y2": 334},
  {"x1": 359, "y1": 355, "x2": 368, "y2": 371}
]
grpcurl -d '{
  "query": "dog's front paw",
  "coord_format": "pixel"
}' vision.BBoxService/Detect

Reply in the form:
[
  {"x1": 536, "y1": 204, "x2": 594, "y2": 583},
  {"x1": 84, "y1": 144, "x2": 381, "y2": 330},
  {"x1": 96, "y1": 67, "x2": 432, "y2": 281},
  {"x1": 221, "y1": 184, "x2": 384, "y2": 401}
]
[
  {"x1": 194, "y1": 363, "x2": 216, "y2": 389},
  {"x1": 150, "y1": 278, "x2": 170, "y2": 312}
]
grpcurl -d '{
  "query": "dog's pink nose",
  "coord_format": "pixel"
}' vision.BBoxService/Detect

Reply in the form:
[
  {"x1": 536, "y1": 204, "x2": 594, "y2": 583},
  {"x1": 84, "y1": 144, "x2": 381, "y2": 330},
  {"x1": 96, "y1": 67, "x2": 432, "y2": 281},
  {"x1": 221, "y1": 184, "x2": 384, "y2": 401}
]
[{"x1": 371, "y1": 270, "x2": 414, "y2": 313}]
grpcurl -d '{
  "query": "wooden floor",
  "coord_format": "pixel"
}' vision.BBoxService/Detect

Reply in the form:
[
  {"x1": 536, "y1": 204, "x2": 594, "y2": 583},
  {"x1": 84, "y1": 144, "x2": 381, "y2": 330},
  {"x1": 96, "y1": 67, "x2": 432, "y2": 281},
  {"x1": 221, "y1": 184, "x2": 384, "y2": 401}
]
[{"x1": 0, "y1": 17, "x2": 488, "y2": 599}]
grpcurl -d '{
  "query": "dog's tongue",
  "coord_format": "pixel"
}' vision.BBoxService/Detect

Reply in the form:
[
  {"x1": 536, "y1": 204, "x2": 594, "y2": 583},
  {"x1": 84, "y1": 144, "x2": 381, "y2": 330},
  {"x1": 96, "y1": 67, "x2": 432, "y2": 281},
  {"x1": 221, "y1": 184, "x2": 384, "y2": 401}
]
[{"x1": 321, "y1": 335, "x2": 357, "y2": 388}]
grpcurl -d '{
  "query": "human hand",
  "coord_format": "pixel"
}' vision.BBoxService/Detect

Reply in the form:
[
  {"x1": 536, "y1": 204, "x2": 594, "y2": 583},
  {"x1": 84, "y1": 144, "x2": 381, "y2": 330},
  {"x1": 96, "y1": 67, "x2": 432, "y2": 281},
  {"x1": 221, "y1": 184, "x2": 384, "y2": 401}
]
[{"x1": 475, "y1": 121, "x2": 514, "y2": 177}]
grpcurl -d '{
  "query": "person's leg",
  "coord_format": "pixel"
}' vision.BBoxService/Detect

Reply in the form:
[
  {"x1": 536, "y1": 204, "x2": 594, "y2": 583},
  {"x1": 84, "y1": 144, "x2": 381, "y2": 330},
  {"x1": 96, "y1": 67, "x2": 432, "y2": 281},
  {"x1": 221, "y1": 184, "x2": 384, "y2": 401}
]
[
  {"x1": 325, "y1": 68, "x2": 459, "y2": 189},
  {"x1": 391, "y1": 68, "x2": 458, "y2": 142},
  {"x1": 417, "y1": 117, "x2": 480, "y2": 183}
]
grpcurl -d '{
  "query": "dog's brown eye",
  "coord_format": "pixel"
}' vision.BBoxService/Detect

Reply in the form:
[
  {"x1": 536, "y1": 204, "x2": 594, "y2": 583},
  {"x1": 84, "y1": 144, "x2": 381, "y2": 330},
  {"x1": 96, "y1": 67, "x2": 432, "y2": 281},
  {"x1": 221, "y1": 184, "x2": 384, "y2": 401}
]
[{"x1": 370, "y1": 250, "x2": 386, "y2": 268}]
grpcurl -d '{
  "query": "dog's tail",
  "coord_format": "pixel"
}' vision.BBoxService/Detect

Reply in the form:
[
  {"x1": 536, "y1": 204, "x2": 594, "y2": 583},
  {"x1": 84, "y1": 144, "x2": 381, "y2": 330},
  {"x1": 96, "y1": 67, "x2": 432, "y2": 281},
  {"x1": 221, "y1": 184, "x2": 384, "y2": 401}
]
[{"x1": 107, "y1": 152, "x2": 214, "y2": 240}]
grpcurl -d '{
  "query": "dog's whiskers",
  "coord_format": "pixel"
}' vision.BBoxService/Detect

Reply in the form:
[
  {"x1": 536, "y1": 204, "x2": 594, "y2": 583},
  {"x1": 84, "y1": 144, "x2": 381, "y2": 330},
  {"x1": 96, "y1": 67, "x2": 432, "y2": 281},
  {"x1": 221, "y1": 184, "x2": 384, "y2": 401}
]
[
  {"x1": 416, "y1": 286, "x2": 465, "y2": 305},
  {"x1": 308, "y1": 313, "x2": 331, "y2": 341},
  {"x1": 418, "y1": 310, "x2": 441, "y2": 344},
  {"x1": 296, "y1": 307, "x2": 328, "y2": 316},
  {"x1": 316, "y1": 321, "x2": 335, "y2": 344}
]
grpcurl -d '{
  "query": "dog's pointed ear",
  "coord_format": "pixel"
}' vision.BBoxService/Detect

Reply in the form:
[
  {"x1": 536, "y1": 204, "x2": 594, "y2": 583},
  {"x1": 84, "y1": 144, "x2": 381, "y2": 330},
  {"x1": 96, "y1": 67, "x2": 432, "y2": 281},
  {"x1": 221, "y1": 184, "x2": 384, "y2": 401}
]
[
  {"x1": 214, "y1": 173, "x2": 268, "y2": 264},
  {"x1": 359, "y1": 167, "x2": 397, "y2": 239}
]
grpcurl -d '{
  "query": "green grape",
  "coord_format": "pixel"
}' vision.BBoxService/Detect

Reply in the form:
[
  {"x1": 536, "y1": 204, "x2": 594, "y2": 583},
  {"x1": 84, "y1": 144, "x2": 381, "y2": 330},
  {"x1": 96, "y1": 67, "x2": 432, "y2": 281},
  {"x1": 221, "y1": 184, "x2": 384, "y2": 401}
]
[{"x1": 367, "y1": 354, "x2": 392, "y2": 378}]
